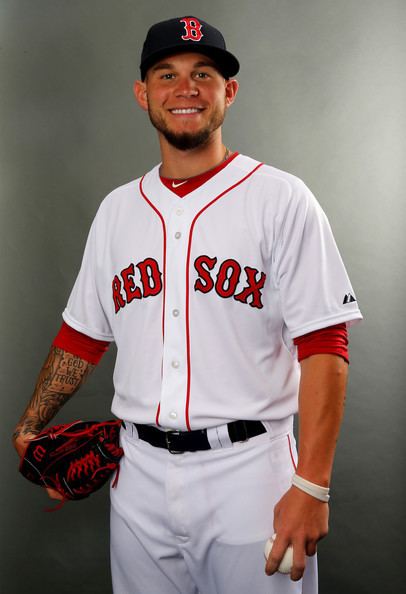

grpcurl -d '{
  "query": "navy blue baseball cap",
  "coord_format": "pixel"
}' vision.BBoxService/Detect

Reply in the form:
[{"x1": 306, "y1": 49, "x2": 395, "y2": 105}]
[{"x1": 140, "y1": 16, "x2": 240, "y2": 80}]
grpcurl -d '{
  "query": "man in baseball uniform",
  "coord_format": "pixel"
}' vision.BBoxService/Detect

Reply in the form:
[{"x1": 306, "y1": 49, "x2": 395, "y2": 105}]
[{"x1": 14, "y1": 16, "x2": 362, "y2": 594}]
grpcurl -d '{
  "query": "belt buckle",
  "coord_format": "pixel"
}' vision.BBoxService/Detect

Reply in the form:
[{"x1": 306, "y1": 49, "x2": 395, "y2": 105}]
[{"x1": 165, "y1": 431, "x2": 184, "y2": 454}]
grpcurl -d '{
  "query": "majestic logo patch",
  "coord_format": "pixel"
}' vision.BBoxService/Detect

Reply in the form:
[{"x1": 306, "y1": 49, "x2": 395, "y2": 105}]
[
  {"x1": 343, "y1": 293, "x2": 356, "y2": 304},
  {"x1": 180, "y1": 17, "x2": 204, "y2": 42}
]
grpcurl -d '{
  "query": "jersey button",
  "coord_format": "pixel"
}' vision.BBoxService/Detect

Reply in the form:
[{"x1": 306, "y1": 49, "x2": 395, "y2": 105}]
[
  {"x1": 176, "y1": 208, "x2": 184, "y2": 216},
  {"x1": 169, "y1": 411, "x2": 178, "y2": 420},
  {"x1": 171, "y1": 360, "x2": 180, "y2": 369},
  {"x1": 172, "y1": 309, "x2": 180, "y2": 317},
  {"x1": 174, "y1": 231, "x2": 182, "y2": 239}
]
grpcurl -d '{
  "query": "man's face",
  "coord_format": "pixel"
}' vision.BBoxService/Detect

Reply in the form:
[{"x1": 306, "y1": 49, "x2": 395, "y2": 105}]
[{"x1": 135, "y1": 52, "x2": 238, "y2": 150}]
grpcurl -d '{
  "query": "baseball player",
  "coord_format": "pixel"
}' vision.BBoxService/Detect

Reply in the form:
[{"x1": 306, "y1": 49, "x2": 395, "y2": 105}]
[{"x1": 13, "y1": 16, "x2": 362, "y2": 594}]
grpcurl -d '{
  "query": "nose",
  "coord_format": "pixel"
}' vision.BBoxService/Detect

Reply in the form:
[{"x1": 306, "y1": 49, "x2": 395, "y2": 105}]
[{"x1": 175, "y1": 76, "x2": 199, "y2": 98}]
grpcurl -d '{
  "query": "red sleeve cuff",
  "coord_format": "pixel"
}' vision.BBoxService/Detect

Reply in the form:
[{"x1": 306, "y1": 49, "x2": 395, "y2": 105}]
[
  {"x1": 293, "y1": 323, "x2": 349, "y2": 364},
  {"x1": 52, "y1": 322, "x2": 110, "y2": 365}
]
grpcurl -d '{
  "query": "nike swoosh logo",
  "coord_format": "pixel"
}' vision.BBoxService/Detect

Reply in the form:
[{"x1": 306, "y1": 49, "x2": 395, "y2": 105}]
[{"x1": 172, "y1": 180, "x2": 188, "y2": 188}]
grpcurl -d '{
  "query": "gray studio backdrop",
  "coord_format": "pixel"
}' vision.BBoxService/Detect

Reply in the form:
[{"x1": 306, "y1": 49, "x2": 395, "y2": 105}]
[{"x1": 1, "y1": 1, "x2": 404, "y2": 593}]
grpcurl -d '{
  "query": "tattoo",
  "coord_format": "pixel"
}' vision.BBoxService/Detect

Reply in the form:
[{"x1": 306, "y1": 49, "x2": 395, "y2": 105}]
[{"x1": 13, "y1": 346, "x2": 95, "y2": 440}]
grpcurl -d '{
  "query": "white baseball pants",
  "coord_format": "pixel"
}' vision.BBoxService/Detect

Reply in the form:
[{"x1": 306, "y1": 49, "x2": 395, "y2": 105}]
[{"x1": 110, "y1": 418, "x2": 318, "y2": 594}]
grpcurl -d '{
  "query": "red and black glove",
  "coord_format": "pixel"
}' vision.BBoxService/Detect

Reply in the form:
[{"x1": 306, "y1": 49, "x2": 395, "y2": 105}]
[{"x1": 19, "y1": 419, "x2": 123, "y2": 510}]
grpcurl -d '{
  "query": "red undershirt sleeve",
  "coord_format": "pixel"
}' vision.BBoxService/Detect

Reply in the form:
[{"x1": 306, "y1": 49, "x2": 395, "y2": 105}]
[
  {"x1": 53, "y1": 322, "x2": 348, "y2": 366},
  {"x1": 293, "y1": 323, "x2": 349, "y2": 364},
  {"x1": 52, "y1": 321, "x2": 110, "y2": 365}
]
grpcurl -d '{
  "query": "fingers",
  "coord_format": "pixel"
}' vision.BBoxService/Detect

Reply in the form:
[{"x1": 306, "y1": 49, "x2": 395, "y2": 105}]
[
  {"x1": 291, "y1": 539, "x2": 306, "y2": 581},
  {"x1": 265, "y1": 534, "x2": 290, "y2": 576},
  {"x1": 46, "y1": 487, "x2": 64, "y2": 501},
  {"x1": 13, "y1": 432, "x2": 38, "y2": 458},
  {"x1": 306, "y1": 539, "x2": 318, "y2": 557},
  {"x1": 265, "y1": 534, "x2": 318, "y2": 581}
]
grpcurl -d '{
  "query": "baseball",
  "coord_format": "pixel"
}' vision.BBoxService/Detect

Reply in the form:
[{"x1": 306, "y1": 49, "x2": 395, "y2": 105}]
[{"x1": 264, "y1": 535, "x2": 293, "y2": 574}]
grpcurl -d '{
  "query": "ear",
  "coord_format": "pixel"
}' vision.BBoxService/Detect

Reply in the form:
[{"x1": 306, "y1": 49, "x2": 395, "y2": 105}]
[
  {"x1": 133, "y1": 80, "x2": 148, "y2": 111},
  {"x1": 224, "y1": 78, "x2": 239, "y2": 108}
]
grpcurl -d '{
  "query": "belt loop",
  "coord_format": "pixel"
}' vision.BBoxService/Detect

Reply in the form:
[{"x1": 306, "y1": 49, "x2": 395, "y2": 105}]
[
  {"x1": 207, "y1": 424, "x2": 233, "y2": 449},
  {"x1": 261, "y1": 421, "x2": 273, "y2": 435}
]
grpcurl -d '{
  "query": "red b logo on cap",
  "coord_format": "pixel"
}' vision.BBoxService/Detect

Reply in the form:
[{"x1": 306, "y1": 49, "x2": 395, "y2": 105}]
[{"x1": 180, "y1": 18, "x2": 203, "y2": 42}]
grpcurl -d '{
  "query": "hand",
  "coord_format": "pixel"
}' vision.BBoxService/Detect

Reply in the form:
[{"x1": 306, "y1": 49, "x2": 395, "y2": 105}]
[
  {"x1": 13, "y1": 431, "x2": 64, "y2": 501},
  {"x1": 265, "y1": 485, "x2": 329, "y2": 581}
]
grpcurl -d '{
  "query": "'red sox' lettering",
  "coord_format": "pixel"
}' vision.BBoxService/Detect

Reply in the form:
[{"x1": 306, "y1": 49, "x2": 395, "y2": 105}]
[
  {"x1": 112, "y1": 255, "x2": 266, "y2": 313},
  {"x1": 194, "y1": 255, "x2": 266, "y2": 308},
  {"x1": 113, "y1": 258, "x2": 162, "y2": 313}
]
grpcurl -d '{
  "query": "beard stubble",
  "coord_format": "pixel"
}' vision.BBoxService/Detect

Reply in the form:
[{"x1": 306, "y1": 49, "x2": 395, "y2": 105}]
[{"x1": 147, "y1": 102, "x2": 226, "y2": 151}]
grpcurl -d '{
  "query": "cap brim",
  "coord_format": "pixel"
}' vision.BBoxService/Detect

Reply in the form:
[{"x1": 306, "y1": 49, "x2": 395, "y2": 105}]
[{"x1": 141, "y1": 45, "x2": 239, "y2": 80}]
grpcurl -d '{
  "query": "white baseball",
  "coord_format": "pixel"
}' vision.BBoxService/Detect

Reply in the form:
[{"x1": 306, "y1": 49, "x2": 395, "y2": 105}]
[{"x1": 264, "y1": 534, "x2": 293, "y2": 574}]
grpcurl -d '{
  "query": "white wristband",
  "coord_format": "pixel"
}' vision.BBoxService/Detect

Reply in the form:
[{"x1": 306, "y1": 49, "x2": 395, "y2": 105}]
[{"x1": 292, "y1": 473, "x2": 330, "y2": 502}]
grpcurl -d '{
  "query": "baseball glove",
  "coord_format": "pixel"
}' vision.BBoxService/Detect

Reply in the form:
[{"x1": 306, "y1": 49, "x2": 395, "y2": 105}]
[{"x1": 19, "y1": 419, "x2": 124, "y2": 510}]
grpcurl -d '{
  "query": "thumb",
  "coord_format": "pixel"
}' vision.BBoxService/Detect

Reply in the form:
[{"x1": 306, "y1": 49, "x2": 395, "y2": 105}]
[{"x1": 14, "y1": 431, "x2": 39, "y2": 458}]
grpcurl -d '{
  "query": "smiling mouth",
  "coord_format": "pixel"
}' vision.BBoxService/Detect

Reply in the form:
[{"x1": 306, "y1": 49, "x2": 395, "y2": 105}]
[{"x1": 169, "y1": 108, "x2": 204, "y2": 114}]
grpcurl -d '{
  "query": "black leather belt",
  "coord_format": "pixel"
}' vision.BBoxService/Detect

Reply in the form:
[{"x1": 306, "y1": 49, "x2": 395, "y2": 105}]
[{"x1": 131, "y1": 420, "x2": 266, "y2": 454}]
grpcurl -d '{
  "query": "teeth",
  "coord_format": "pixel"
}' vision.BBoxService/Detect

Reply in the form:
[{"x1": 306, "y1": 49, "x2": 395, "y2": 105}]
[{"x1": 170, "y1": 108, "x2": 201, "y2": 114}]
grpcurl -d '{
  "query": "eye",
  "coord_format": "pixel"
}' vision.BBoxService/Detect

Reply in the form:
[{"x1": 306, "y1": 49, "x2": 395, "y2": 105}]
[
  {"x1": 161, "y1": 73, "x2": 175, "y2": 80},
  {"x1": 195, "y1": 72, "x2": 209, "y2": 79}
]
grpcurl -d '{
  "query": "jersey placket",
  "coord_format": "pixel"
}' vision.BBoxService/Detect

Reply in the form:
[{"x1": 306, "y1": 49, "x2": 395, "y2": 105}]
[{"x1": 159, "y1": 201, "x2": 192, "y2": 430}]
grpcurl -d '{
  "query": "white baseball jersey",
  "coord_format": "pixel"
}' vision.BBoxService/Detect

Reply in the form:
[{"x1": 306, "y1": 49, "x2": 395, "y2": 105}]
[{"x1": 63, "y1": 154, "x2": 362, "y2": 430}]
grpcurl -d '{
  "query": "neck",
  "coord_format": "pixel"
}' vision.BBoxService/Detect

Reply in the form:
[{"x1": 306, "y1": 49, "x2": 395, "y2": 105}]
[{"x1": 158, "y1": 130, "x2": 228, "y2": 179}]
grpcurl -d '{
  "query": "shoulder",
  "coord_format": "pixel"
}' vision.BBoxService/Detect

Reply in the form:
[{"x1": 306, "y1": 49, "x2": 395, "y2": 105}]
[
  {"x1": 236, "y1": 154, "x2": 308, "y2": 190},
  {"x1": 234, "y1": 154, "x2": 316, "y2": 210},
  {"x1": 85, "y1": 171, "x2": 154, "y2": 239},
  {"x1": 98, "y1": 177, "x2": 141, "y2": 212}
]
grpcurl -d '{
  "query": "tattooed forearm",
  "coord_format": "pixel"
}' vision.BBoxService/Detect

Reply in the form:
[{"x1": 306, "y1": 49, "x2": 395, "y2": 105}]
[{"x1": 13, "y1": 346, "x2": 95, "y2": 440}]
